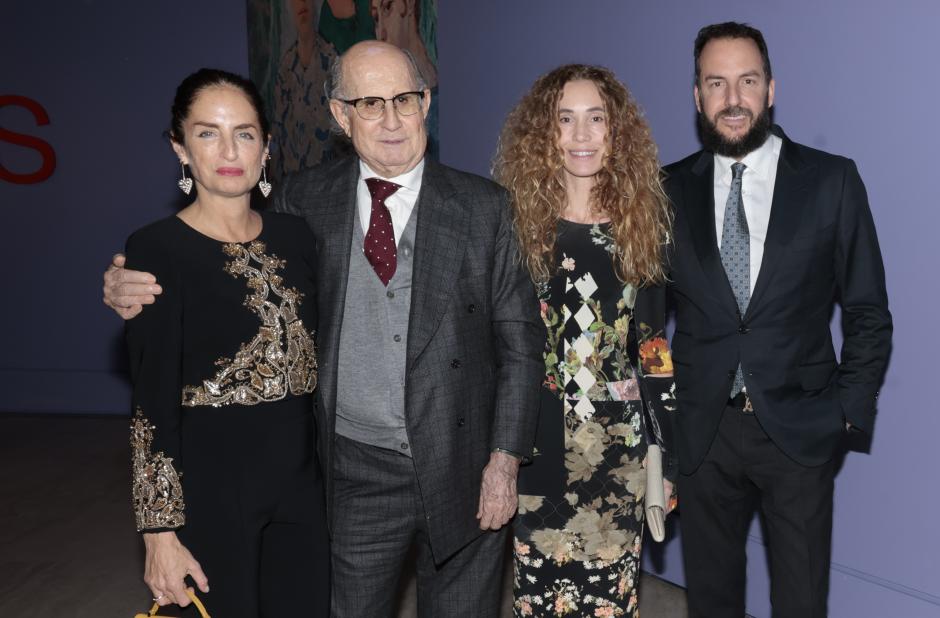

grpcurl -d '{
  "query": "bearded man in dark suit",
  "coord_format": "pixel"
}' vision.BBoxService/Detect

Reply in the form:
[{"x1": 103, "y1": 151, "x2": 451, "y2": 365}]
[
  {"x1": 664, "y1": 22, "x2": 892, "y2": 618},
  {"x1": 103, "y1": 41, "x2": 543, "y2": 618}
]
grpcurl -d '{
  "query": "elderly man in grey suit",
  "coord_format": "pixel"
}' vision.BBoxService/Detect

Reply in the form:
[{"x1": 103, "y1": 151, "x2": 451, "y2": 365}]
[{"x1": 103, "y1": 41, "x2": 543, "y2": 617}]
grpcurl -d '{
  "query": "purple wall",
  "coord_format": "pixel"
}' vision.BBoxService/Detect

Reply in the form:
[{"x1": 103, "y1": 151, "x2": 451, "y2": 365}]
[
  {"x1": 1, "y1": 1, "x2": 249, "y2": 414},
  {"x1": 438, "y1": 1, "x2": 939, "y2": 616}
]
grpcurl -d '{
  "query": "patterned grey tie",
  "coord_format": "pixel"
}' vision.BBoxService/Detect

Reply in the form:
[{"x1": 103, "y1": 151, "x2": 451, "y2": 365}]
[{"x1": 719, "y1": 162, "x2": 749, "y2": 396}]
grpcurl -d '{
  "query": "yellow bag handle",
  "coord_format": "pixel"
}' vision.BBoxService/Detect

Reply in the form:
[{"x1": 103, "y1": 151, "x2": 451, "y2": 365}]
[{"x1": 134, "y1": 588, "x2": 210, "y2": 618}]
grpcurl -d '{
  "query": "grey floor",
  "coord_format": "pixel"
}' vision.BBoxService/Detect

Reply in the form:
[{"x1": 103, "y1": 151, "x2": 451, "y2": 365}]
[{"x1": 0, "y1": 415, "x2": 689, "y2": 617}]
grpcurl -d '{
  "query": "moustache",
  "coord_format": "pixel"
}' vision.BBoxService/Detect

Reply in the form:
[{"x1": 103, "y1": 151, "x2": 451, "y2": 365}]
[{"x1": 716, "y1": 106, "x2": 753, "y2": 121}]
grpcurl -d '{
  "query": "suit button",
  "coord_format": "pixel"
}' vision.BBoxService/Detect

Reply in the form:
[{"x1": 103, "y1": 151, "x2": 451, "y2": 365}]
[
  {"x1": 451, "y1": 359, "x2": 461, "y2": 369},
  {"x1": 738, "y1": 325, "x2": 750, "y2": 334},
  {"x1": 393, "y1": 334, "x2": 402, "y2": 342},
  {"x1": 467, "y1": 304, "x2": 476, "y2": 313},
  {"x1": 457, "y1": 417, "x2": 465, "y2": 427},
  {"x1": 386, "y1": 290, "x2": 395, "y2": 299},
  {"x1": 400, "y1": 442, "x2": 409, "y2": 450}
]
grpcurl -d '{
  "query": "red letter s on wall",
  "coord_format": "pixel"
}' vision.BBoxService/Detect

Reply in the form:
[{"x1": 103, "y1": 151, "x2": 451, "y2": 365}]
[{"x1": 1, "y1": 95, "x2": 57, "y2": 184}]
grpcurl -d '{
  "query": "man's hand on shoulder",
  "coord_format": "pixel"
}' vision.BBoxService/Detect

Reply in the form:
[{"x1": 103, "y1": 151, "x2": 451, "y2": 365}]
[
  {"x1": 103, "y1": 253, "x2": 161, "y2": 320},
  {"x1": 476, "y1": 450, "x2": 521, "y2": 531}
]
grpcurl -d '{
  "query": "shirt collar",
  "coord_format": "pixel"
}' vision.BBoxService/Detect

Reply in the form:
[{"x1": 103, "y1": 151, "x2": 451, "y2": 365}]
[
  {"x1": 714, "y1": 133, "x2": 781, "y2": 182},
  {"x1": 359, "y1": 158, "x2": 425, "y2": 193}
]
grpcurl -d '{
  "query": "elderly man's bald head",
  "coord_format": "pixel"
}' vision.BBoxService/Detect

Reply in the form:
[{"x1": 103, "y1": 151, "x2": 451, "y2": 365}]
[{"x1": 326, "y1": 41, "x2": 427, "y2": 101}]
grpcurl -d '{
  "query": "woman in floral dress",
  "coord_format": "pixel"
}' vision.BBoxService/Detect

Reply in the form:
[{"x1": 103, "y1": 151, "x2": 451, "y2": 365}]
[{"x1": 494, "y1": 65, "x2": 678, "y2": 617}]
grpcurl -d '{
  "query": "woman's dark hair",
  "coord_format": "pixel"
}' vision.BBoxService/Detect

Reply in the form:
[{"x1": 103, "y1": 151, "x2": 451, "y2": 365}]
[
  {"x1": 694, "y1": 22, "x2": 772, "y2": 85},
  {"x1": 168, "y1": 68, "x2": 270, "y2": 144}
]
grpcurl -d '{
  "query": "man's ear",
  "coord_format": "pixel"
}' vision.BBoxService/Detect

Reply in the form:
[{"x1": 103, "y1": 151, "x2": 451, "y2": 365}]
[
  {"x1": 693, "y1": 84, "x2": 702, "y2": 114},
  {"x1": 420, "y1": 88, "x2": 432, "y2": 118},
  {"x1": 329, "y1": 99, "x2": 351, "y2": 137}
]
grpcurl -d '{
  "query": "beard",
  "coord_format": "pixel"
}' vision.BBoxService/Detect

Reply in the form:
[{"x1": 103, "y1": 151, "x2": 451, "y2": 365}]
[{"x1": 697, "y1": 97, "x2": 772, "y2": 159}]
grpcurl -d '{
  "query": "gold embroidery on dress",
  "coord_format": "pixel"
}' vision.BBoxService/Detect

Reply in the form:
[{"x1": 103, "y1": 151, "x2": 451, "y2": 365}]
[
  {"x1": 130, "y1": 408, "x2": 185, "y2": 531},
  {"x1": 182, "y1": 240, "x2": 317, "y2": 407}
]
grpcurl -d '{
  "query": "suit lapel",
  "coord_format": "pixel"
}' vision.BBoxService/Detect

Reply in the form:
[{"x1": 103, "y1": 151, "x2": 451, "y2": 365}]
[
  {"x1": 745, "y1": 135, "x2": 814, "y2": 316},
  {"x1": 407, "y1": 160, "x2": 469, "y2": 368},
  {"x1": 312, "y1": 158, "x2": 358, "y2": 416},
  {"x1": 685, "y1": 151, "x2": 740, "y2": 316}
]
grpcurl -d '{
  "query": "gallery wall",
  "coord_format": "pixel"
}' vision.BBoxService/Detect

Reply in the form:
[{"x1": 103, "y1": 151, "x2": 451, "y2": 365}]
[{"x1": 2, "y1": 1, "x2": 250, "y2": 414}]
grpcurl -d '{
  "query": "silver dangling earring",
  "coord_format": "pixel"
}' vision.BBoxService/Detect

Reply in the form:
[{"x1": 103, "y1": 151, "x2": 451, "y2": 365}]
[
  {"x1": 258, "y1": 162, "x2": 272, "y2": 198},
  {"x1": 177, "y1": 161, "x2": 193, "y2": 195}
]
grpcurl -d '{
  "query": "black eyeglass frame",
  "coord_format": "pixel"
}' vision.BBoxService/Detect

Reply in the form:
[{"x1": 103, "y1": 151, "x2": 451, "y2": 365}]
[{"x1": 339, "y1": 91, "x2": 426, "y2": 119}]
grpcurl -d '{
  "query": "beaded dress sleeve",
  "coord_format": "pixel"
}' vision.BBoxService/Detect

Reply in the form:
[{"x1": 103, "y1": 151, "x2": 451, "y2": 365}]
[{"x1": 124, "y1": 226, "x2": 186, "y2": 532}]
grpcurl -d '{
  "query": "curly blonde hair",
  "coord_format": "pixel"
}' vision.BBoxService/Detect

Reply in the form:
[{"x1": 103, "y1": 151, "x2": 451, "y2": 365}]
[{"x1": 493, "y1": 64, "x2": 671, "y2": 285}]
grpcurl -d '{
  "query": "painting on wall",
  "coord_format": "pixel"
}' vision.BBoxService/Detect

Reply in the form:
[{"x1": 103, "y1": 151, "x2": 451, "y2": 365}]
[{"x1": 247, "y1": 0, "x2": 438, "y2": 180}]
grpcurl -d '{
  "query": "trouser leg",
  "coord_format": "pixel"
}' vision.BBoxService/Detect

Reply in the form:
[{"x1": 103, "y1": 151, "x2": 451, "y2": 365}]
[
  {"x1": 178, "y1": 483, "x2": 259, "y2": 618},
  {"x1": 743, "y1": 413, "x2": 833, "y2": 618},
  {"x1": 259, "y1": 520, "x2": 331, "y2": 617},
  {"x1": 329, "y1": 435, "x2": 419, "y2": 618},
  {"x1": 414, "y1": 523, "x2": 507, "y2": 618},
  {"x1": 679, "y1": 406, "x2": 758, "y2": 618},
  {"x1": 251, "y1": 404, "x2": 330, "y2": 617}
]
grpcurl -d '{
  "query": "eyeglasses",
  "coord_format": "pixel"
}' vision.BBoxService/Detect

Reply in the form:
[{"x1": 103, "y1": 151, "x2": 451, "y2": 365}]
[{"x1": 340, "y1": 91, "x2": 425, "y2": 120}]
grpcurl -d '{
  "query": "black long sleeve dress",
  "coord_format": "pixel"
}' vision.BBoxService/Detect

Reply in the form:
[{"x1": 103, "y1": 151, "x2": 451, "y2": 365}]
[
  {"x1": 125, "y1": 211, "x2": 329, "y2": 617},
  {"x1": 513, "y1": 220, "x2": 677, "y2": 617}
]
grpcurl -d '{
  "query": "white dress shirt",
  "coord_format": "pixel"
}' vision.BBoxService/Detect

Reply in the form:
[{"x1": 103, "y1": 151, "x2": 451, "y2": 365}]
[
  {"x1": 713, "y1": 134, "x2": 782, "y2": 294},
  {"x1": 357, "y1": 159, "x2": 424, "y2": 246}
]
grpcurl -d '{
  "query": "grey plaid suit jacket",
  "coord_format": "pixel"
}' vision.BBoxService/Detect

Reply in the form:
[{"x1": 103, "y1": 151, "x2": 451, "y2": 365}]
[{"x1": 273, "y1": 155, "x2": 543, "y2": 560}]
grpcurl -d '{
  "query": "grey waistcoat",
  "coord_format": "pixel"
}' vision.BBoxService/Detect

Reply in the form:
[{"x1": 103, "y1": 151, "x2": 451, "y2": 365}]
[{"x1": 334, "y1": 209, "x2": 417, "y2": 456}]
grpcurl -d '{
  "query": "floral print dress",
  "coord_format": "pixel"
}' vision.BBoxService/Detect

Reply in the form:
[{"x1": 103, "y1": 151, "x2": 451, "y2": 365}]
[{"x1": 513, "y1": 220, "x2": 677, "y2": 617}]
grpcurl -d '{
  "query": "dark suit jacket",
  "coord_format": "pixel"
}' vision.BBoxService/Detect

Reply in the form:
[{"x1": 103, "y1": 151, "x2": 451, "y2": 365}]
[
  {"x1": 664, "y1": 126, "x2": 892, "y2": 475},
  {"x1": 273, "y1": 155, "x2": 544, "y2": 560}
]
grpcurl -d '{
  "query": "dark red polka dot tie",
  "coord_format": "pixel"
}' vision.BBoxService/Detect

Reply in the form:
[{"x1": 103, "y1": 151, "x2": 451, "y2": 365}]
[{"x1": 364, "y1": 177, "x2": 401, "y2": 285}]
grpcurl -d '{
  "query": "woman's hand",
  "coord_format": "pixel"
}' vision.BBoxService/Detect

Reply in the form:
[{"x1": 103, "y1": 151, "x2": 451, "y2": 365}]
[
  {"x1": 663, "y1": 479, "x2": 677, "y2": 515},
  {"x1": 142, "y1": 531, "x2": 209, "y2": 607}
]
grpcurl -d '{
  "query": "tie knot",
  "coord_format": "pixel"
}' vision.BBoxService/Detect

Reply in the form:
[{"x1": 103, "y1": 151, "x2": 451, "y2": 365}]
[
  {"x1": 365, "y1": 177, "x2": 401, "y2": 202},
  {"x1": 731, "y1": 162, "x2": 746, "y2": 180}
]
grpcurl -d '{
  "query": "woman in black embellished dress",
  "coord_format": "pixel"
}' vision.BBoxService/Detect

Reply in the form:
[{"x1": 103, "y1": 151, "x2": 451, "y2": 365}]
[
  {"x1": 494, "y1": 65, "x2": 678, "y2": 616},
  {"x1": 125, "y1": 69, "x2": 328, "y2": 617}
]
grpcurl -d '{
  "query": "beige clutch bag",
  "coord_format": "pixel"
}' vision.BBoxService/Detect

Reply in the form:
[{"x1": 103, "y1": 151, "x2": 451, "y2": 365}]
[{"x1": 645, "y1": 444, "x2": 666, "y2": 542}]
